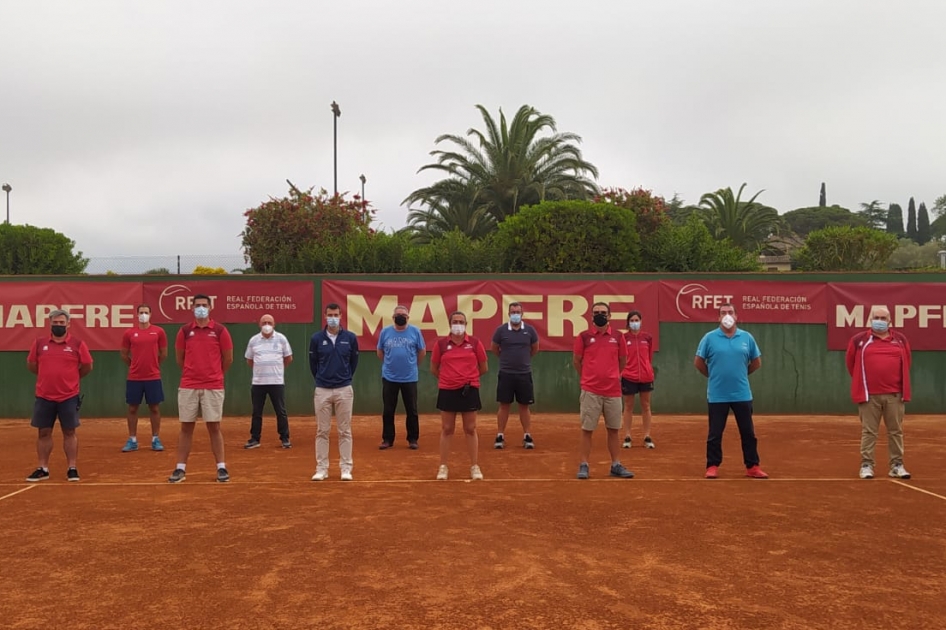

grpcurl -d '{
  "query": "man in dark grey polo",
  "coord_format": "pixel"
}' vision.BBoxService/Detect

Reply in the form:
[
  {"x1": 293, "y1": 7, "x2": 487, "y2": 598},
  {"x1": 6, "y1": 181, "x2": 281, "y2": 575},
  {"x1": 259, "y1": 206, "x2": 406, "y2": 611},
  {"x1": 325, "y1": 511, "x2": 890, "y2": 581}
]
[{"x1": 490, "y1": 302, "x2": 540, "y2": 449}]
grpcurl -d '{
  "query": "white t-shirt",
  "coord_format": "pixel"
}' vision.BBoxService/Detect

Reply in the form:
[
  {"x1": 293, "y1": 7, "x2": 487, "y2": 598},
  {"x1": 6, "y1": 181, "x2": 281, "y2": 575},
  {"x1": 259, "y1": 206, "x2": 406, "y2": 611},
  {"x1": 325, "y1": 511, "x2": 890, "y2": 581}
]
[{"x1": 245, "y1": 331, "x2": 293, "y2": 385}]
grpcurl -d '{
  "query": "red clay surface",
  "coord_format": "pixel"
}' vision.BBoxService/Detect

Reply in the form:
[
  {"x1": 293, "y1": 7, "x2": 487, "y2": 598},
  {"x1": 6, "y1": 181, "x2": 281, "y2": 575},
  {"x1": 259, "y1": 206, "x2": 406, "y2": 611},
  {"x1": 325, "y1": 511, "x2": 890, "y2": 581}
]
[{"x1": 1, "y1": 414, "x2": 944, "y2": 630}]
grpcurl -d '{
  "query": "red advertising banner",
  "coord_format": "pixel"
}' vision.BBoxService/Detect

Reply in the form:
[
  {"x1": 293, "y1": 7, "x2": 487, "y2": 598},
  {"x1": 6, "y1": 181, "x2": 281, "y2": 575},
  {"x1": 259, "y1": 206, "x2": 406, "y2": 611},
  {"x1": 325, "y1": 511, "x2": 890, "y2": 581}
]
[
  {"x1": 0, "y1": 282, "x2": 143, "y2": 351},
  {"x1": 827, "y1": 283, "x2": 946, "y2": 351},
  {"x1": 142, "y1": 281, "x2": 314, "y2": 324},
  {"x1": 658, "y1": 280, "x2": 826, "y2": 323},
  {"x1": 321, "y1": 280, "x2": 660, "y2": 352}
]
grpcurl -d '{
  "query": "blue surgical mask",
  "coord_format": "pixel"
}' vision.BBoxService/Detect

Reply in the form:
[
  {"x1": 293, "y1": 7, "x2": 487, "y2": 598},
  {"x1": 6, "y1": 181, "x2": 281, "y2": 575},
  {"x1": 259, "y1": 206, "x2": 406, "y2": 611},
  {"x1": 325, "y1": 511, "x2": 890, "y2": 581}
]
[
  {"x1": 326, "y1": 316, "x2": 340, "y2": 328},
  {"x1": 871, "y1": 319, "x2": 889, "y2": 333},
  {"x1": 509, "y1": 313, "x2": 522, "y2": 324},
  {"x1": 629, "y1": 321, "x2": 641, "y2": 332},
  {"x1": 194, "y1": 306, "x2": 209, "y2": 319}
]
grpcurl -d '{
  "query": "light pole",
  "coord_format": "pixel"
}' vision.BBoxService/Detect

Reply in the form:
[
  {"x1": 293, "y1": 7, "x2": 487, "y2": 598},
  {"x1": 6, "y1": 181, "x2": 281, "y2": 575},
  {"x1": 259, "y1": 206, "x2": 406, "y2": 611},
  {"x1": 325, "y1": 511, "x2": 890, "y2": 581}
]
[
  {"x1": 939, "y1": 250, "x2": 946, "y2": 269},
  {"x1": 1, "y1": 183, "x2": 10, "y2": 224},
  {"x1": 331, "y1": 101, "x2": 341, "y2": 196}
]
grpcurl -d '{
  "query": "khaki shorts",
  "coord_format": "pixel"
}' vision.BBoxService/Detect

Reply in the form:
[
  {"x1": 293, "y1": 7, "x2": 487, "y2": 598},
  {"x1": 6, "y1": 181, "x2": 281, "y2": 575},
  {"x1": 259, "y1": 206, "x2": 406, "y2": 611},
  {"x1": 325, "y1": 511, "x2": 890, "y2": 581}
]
[
  {"x1": 580, "y1": 390, "x2": 622, "y2": 431},
  {"x1": 178, "y1": 388, "x2": 225, "y2": 423}
]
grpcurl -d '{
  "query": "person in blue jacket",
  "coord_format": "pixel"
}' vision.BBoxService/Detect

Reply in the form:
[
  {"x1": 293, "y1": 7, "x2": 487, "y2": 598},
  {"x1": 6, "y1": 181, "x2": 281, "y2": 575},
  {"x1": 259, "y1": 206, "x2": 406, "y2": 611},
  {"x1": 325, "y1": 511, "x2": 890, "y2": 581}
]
[{"x1": 308, "y1": 303, "x2": 359, "y2": 481}]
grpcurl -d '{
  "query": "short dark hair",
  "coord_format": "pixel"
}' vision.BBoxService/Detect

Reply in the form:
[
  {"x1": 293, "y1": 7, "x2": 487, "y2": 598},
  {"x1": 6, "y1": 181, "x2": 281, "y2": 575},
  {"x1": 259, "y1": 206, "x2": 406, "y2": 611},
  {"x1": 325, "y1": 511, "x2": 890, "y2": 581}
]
[
  {"x1": 193, "y1": 294, "x2": 211, "y2": 305},
  {"x1": 508, "y1": 301, "x2": 523, "y2": 313},
  {"x1": 626, "y1": 310, "x2": 642, "y2": 325},
  {"x1": 592, "y1": 302, "x2": 610, "y2": 315},
  {"x1": 324, "y1": 303, "x2": 341, "y2": 313},
  {"x1": 719, "y1": 303, "x2": 735, "y2": 314},
  {"x1": 137, "y1": 303, "x2": 151, "y2": 313},
  {"x1": 450, "y1": 310, "x2": 467, "y2": 323}
]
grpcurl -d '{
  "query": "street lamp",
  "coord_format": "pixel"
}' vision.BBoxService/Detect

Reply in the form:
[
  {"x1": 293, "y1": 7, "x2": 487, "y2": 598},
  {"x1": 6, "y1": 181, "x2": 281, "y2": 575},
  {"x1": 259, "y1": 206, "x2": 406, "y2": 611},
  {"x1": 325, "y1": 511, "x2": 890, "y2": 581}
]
[
  {"x1": 331, "y1": 101, "x2": 341, "y2": 196},
  {"x1": 359, "y1": 174, "x2": 367, "y2": 222},
  {"x1": 1, "y1": 183, "x2": 10, "y2": 224}
]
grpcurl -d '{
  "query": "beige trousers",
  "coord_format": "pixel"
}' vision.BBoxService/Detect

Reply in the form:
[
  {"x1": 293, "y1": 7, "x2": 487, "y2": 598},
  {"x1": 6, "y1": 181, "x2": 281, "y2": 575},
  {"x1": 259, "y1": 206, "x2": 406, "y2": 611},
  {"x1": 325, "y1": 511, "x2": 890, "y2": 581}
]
[
  {"x1": 858, "y1": 393, "x2": 905, "y2": 467},
  {"x1": 314, "y1": 386, "x2": 354, "y2": 474}
]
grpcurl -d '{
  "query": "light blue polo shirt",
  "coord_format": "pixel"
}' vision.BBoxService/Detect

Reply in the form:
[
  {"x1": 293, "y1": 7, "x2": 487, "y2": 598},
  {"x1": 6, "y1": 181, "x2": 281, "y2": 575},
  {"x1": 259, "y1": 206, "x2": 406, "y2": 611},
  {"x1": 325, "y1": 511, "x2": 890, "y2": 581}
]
[
  {"x1": 695, "y1": 328, "x2": 761, "y2": 403},
  {"x1": 377, "y1": 324, "x2": 426, "y2": 383}
]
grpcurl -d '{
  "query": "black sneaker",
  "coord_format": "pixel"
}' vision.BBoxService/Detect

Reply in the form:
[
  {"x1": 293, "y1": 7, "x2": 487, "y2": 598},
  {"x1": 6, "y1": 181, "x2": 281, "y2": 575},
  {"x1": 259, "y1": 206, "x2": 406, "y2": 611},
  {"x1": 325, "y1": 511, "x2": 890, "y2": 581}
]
[
  {"x1": 281, "y1": 439, "x2": 292, "y2": 449},
  {"x1": 67, "y1": 468, "x2": 80, "y2": 482},
  {"x1": 523, "y1": 434, "x2": 535, "y2": 450},
  {"x1": 26, "y1": 468, "x2": 49, "y2": 482},
  {"x1": 644, "y1": 436, "x2": 656, "y2": 449},
  {"x1": 494, "y1": 434, "x2": 505, "y2": 450},
  {"x1": 216, "y1": 468, "x2": 230, "y2": 483},
  {"x1": 168, "y1": 468, "x2": 186, "y2": 484},
  {"x1": 408, "y1": 441, "x2": 419, "y2": 450},
  {"x1": 244, "y1": 439, "x2": 261, "y2": 449}
]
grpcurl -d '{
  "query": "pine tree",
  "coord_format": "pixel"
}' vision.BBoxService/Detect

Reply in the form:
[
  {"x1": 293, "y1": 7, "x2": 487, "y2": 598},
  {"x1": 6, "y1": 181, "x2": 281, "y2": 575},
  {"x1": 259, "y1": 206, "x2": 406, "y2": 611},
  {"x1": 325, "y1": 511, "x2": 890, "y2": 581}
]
[
  {"x1": 907, "y1": 197, "x2": 918, "y2": 242},
  {"x1": 886, "y1": 204, "x2": 905, "y2": 237},
  {"x1": 917, "y1": 202, "x2": 931, "y2": 244}
]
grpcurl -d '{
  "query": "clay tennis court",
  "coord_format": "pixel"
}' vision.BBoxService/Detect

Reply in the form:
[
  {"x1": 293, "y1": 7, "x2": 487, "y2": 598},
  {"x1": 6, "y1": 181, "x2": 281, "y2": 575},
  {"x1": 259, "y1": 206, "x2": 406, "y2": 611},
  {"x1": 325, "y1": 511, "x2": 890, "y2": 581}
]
[{"x1": 1, "y1": 413, "x2": 943, "y2": 630}]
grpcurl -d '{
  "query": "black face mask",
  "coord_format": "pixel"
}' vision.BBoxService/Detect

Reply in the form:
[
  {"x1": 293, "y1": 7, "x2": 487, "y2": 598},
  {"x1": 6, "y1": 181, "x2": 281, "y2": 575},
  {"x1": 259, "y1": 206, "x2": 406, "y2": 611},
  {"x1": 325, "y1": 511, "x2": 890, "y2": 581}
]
[
  {"x1": 593, "y1": 313, "x2": 609, "y2": 327},
  {"x1": 51, "y1": 325, "x2": 67, "y2": 337},
  {"x1": 393, "y1": 315, "x2": 408, "y2": 326}
]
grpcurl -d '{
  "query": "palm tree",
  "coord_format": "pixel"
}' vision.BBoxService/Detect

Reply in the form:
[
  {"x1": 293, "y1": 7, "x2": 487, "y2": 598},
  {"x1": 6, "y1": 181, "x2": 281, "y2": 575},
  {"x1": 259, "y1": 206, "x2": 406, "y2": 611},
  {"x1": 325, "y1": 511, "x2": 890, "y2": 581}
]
[
  {"x1": 405, "y1": 104, "x2": 599, "y2": 225},
  {"x1": 403, "y1": 179, "x2": 496, "y2": 244},
  {"x1": 698, "y1": 183, "x2": 780, "y2": 251}
]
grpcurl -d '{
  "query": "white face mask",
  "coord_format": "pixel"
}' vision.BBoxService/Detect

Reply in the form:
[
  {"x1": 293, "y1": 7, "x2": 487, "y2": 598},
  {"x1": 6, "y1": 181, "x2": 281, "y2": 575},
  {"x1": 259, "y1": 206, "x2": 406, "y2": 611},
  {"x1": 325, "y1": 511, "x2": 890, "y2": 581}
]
[
  {"x1": 721, "y1": 314, "x2": 736, "y2": 329},
  {"x1": 451, "y1": 324, "x2": 466, "y2": 336},
  {"x1": 326, "y1": 316, "x2": 340, "y2": 328},
  {"x1": 629, "y1": 321, "x2": 641, "y2": 332},
  {"x1": 261, "y1": 324, "x2": 274, "y2": 335},
  {"x1": 138, "y1": 313, "x2": 150, "y2": 324}
]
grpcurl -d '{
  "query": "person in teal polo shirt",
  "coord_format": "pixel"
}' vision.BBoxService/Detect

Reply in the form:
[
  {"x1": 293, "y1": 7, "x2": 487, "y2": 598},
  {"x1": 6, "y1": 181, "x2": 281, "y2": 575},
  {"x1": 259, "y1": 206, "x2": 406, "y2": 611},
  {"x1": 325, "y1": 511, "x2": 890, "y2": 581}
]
[{"x1": 694, "y1": 304, "x2": 769, "y2": 480}]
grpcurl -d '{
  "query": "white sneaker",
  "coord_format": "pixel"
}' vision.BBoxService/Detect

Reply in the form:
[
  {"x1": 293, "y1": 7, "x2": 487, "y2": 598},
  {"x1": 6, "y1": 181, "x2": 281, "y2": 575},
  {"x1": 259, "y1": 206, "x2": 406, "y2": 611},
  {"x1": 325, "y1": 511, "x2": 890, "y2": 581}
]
[
  {"x1": 644, "y1": 436, "x2": 656, "y2": 449},
  {"x1": 340, "y1": 470, "x2": 353, "y2": 481},
  {"x1": 889, "y1": 464, "x2": 911, "y2": 479},
  {"x1": 858, "y1": 464, "x2": 874, "y2": 479},
  {"x1": 436, "y1": 465, "x2": 448, "y2": 480},
  {"x1": 470, "y1": 465, "x2": 484, "y2": 480},
  {"x1": 311, "y1": 470, "x2": 328, "y2": 481}
]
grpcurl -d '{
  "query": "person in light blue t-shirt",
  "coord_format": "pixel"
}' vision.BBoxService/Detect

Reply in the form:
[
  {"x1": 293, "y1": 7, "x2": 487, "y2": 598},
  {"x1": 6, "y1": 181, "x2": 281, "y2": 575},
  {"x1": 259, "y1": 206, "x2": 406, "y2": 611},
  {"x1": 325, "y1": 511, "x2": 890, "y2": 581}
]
[
  {"x1": 376, "y1": 305, "x2": 426, "y2": 450},
  {"x1": 694, "y1": 303, "x2": 769, "y2": 480}
]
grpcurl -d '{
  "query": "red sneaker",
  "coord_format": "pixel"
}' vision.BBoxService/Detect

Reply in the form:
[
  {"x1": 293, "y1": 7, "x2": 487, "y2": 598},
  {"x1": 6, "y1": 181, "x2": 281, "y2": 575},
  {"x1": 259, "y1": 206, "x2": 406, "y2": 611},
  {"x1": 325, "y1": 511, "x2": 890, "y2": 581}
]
[
  {"x1": 705, "y1": 466, "x2": 719, "y2": 479},
  {"x1": 746, "y1": 465, "x2": 769, "y2": 479}
]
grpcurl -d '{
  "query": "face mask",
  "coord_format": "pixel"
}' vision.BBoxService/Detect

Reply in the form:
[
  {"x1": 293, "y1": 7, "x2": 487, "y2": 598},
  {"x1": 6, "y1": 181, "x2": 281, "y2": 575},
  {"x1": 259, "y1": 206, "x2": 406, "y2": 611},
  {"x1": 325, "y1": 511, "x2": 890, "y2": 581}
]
[
  {"x1": 326, "y1": 316, "x2": 340, "y2": 328},
  {"x1": 51, "y1": 324, "x2": 67, "y2": 337},
  {"x1": 871, "y1": 319, "x2": 889, "y2": 333},
  {"x1": 393, "y1": 314, "x2": 408, "y2": 326},
  {"x1": 138, "y1": 313, "x2": 150, "y2": 324},
  {"x1": 451, "y1": 324, "x2": 466, "y2": 336},
  {"x1": 261, "y1": 324, "x2": 274, "y2": 335},
  {"x1": 194, "y1": 306, "x2": 209, "y2": 319},
  {"x1": 509, "y1": 313, "x2": 522, "y2": 324},
  {"x1": 629, "y1": 321, "x2": 641, "y2": 332},
  {"x1": 593, "y1": 313, "x2": 609, "y2": 327},
  {"x1": 721, "y1": 314, "x2": 736, "y2": 329}
]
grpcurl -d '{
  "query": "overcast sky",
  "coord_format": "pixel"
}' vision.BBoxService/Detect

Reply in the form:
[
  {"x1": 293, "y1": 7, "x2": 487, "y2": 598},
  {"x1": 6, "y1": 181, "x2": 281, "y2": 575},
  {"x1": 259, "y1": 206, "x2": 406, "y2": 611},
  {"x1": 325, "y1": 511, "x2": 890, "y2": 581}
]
[{"x1": 2, "y1": 0, "x2": 944, "y2": 269}]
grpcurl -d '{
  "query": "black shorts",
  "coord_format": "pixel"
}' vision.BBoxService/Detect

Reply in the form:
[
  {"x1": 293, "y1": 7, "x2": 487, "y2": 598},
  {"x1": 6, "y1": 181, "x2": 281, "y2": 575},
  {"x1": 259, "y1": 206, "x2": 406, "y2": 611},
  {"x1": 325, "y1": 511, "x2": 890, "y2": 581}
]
[
  {"x1": 496, "y1": 371, "x2": 534, "y2": 405},
  {"x1": 126, "y1": 379, "x2": 165, "y2": 405},
  {"x1": 31, "y1": 396, "x2": 81, "y2": 430},
  {"x1": 621, "y1": 379, "x2": 654, "y2": 396},
  {"x1": 437, "y1": 387, "x2": 482, "y2": 413}
]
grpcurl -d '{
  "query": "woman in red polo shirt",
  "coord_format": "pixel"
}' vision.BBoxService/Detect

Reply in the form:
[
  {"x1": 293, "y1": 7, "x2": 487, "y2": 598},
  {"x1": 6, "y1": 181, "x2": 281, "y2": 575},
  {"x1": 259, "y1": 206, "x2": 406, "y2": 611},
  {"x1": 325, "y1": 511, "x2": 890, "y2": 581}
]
[
  {"x1": 430, "y1": 310, "x2": 488, "y2": 481},
  {"x1": 621, "y1": 310, "x2": 656, "y2": 449}
]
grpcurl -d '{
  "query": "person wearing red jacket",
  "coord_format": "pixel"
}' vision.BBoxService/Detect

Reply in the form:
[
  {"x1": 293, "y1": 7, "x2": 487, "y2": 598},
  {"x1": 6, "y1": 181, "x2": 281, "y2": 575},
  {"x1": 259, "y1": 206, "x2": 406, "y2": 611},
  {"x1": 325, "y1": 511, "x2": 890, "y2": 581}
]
[
  {"x1": 621, "y1": 310, "x2": 656, "y2": 449},
  {"x1": 845, "y1": 306, "x2": 912, "y2": 480}
]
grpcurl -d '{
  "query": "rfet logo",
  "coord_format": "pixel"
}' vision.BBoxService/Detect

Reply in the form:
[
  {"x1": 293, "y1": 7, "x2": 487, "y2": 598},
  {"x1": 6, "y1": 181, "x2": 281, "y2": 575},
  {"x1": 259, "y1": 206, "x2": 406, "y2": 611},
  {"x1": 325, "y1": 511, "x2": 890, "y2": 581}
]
[
  {"x1": 673, "y1": 283, "x2": 734, "y2": 320},
  {"x1": 155, "y1": 284, "x2": 219, "y2": 321}
]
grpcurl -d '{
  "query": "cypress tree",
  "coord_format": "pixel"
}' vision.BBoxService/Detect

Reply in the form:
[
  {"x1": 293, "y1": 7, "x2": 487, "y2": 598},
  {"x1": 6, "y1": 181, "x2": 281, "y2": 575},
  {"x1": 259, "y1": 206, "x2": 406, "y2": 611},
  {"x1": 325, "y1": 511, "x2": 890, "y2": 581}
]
[
  {"x1": 917, "y1": 201, "x2": 931, "y2": 244},
  {"x1": 907, "y1": 197, "x2": 918, "y2": 242},
  {"x1": 886, "y1": 204, "x2": 905, "y2": 237}
]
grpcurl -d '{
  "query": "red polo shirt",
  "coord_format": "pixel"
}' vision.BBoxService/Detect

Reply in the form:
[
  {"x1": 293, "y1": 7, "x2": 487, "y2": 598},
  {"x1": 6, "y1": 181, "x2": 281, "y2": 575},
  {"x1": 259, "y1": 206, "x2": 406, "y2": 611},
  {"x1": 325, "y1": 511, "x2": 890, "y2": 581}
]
[
  {"x1": 574, "y1": 326, "x2": 626, "y2": 397},
  {"x1": 175, "y1": 320, "x2": 233, "y2": 389},
  {"x1": 28, "y1": 334, "x2": 93, "y2": 402},
  {"x1": 863, "y1": 334, "x2": 905, "y2": 395},
  {"x1": 122, "y1": 325, "x2": 168, "y2": 381},
  {"x1": 431, "y1": 335, "x2": 487, "y2": 390}
]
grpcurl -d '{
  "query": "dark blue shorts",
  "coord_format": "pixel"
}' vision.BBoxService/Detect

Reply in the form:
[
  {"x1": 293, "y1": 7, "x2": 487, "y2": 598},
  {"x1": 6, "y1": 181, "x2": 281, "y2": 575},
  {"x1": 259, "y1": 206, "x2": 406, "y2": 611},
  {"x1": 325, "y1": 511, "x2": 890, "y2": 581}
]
[
  {"x1": 126, "y1": 379, "x2": 165, "y2": 406},
  {"x1": 31, "y1": 396, "x2": 81, "y2": 430}
]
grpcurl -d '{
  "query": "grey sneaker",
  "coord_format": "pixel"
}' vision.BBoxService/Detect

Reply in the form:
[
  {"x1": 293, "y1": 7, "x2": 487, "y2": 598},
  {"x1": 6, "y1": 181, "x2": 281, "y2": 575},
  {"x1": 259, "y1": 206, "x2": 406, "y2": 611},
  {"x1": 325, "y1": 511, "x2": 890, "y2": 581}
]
[
  {"x1": 576, "y1": 463, "x2": 590, "y2": 479},
  {"x1": 859, "y1": 464, "x2": 874, "y2": 479},
  {"x1": 244, "y1": 439, "x2": 261, "y2": 449},
  {"x1": 610, "y1": 463, "x2": 635, "y2": 479},
  {"x1": 216, "y1": 468, "x2": 230, "y2": 483},
  {"x1": 281, "y1": 439, "x2": 292, "y2": 449},
  {"x1": 168, "y1": 468, "x2": 186, "y2": 484},
  {"x1": 889, "y1": 464, "x2": 911, "y2": 479}
]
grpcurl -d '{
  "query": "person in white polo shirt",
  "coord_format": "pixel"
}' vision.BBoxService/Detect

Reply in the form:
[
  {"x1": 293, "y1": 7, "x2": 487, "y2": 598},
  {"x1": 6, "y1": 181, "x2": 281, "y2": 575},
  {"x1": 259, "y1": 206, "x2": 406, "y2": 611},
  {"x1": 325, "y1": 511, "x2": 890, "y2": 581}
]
[{"x1": 244, "y1": 313, "x2": 294, "y2": 449}]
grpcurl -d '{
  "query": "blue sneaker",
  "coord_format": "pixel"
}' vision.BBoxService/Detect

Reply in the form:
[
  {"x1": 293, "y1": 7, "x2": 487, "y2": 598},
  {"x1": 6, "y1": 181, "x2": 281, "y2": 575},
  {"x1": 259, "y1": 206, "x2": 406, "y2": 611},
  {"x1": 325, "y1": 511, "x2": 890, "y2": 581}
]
[
  {"x1": 151, "y1": 436, "x2": 164, "y2": 451},
  {"x1": 610, "y1": 463, "x2": 635, "y2": 479},
  {"x1": 576, "y1": 463, "x2": 590, "y2": 479},
  {"x1": 122, "y1": 438, "x2": 138, "y2": 452}
]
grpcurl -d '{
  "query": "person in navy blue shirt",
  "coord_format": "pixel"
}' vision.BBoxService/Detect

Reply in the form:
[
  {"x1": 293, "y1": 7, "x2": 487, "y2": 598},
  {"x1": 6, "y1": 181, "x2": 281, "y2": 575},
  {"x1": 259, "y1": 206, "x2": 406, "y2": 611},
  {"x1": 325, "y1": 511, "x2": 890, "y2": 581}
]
[
  {"x1": 308, "y1": 303, "x2": 359, "y2": 481},
  {"x1": 694, "y1": 304, "x2": 768, "y2": 480},
  {"x1": 376, "y1": 305, "x2": 426, "y2": 450}
]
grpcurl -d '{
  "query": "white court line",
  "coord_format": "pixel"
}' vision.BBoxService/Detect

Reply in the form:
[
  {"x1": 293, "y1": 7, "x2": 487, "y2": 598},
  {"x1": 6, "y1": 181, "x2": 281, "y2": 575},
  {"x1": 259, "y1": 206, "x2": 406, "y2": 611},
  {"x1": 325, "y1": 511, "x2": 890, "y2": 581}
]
[
  {"x1": 0, "y1": 485, "x2": 37, "y2": 502},
  {"x1": 889, "y1": 479, "x2": 946, "y2": 502}
]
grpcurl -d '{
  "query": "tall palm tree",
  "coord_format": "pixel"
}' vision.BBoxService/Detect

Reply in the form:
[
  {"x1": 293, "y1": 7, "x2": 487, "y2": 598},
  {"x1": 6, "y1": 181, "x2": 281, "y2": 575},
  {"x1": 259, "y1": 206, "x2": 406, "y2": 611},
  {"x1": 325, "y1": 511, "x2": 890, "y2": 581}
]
[
  {"x1": 405, "y1": 104, "x2": 599, "y2": 224},
  {"x1": 698, "y1": 183, "x2": 780, "y2": 251},
  {"x1": 403, "y1": 179, "x2": 496, "y2": 244}
]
